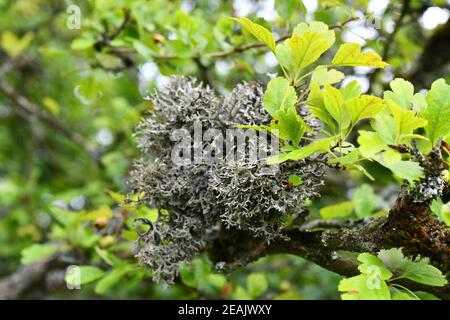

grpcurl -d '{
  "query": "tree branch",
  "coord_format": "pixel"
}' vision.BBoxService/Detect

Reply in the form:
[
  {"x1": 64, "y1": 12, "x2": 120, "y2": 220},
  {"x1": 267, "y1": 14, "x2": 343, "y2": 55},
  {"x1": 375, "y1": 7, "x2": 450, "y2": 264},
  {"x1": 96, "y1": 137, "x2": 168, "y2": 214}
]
[
  {"x1": 0, "y1": 79, "x2": 99, "y2": 163},
  {"x1": 214, "y1": 175, "x2": 450, "y2": 299},
  {"x1": 0, "y1": 255, "x2": 58, "y2": 299},
  {"x1": 99, "y1": 17, "x2": 359, "y2": 72}
]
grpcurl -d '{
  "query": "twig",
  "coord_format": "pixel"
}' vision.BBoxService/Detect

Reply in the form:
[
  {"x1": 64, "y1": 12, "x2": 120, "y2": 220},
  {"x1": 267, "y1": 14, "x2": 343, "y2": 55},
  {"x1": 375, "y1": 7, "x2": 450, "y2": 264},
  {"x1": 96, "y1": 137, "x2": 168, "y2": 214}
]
[
  {"x1": 368, "y1": 0, "x2": 411, "y2": 92},
  {"x1": 329, "y1": 16, "x2": 360, "y2": 29},
  {"x1": 299, "y1": 219, "x2": 343, "y2": 231},
  {"x1": 0, "y1": 79, "x2": 98, "y2": 163},
  {"x1": 150, "y1": 35, "x2": 290, "y2": 61},
  {"x1": 94, "y1": 8, "x2": 131, "y2": 51},
  {"x1": 0, "y1": 255, "x2": 58, "y2": 299},
  {"x1": 108, "y1": 8, "x2": 131, "y2": 40},
  {"x1": 104, "y1": 17, "x2": 360, "y2": 68}
]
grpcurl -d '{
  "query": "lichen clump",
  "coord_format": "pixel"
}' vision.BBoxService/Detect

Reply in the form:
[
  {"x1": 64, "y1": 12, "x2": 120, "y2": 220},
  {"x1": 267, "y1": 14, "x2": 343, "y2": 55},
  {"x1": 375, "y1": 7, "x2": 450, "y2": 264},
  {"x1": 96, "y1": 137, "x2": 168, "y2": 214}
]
[{"x1": 128, "y1": 77, "x2": 325, "y2": 284}]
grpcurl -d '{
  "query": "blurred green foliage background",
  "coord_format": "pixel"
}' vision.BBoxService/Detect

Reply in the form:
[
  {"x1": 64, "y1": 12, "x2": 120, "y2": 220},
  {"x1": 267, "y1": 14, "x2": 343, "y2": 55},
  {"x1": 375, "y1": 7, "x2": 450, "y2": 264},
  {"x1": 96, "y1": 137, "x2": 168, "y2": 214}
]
[{"x1": 0, "y1": 0, "x2": 449, "y2": 299}]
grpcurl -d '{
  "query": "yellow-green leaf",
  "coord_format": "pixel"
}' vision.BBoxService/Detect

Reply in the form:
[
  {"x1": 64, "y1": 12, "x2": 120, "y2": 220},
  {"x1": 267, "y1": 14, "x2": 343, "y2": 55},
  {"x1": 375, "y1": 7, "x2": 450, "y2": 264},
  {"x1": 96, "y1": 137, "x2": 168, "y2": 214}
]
[
  {"x1": 345, "y1": 95, "x2": 384, "y2": 124},
  {"x1": 375, "y1": 150, "x2": 424, "y2": 182},
  {"x1": 267, "y1": 138, "x2": 333, "y2": 164},
  {"x1": 288, "y1": 32, "x2": 332, "y2": 72},
  {"x1": 65, "y1": 266, "x2": 105, "y2": 287},
  {"x1": 384, "y1": 78, "x2": 414, "y2": 109},
  {"x1": 273, "y1": 107, "x2": 308, "y2": 145},
  {"x1": 323, "y1": 85, "x2": 348, "y2": 129},
  {"x1": 340, "y1": 80, "x2": 362, "y2": 100},
  {"x1": 311, "y1": 67, "x2": 345, "y2": 86},
  {"x1": 232, "y1": 17, "x2": 276, "y2": 52},
  {"x1": 21, "y1": 243, "x2": 58, "y2": 264},
  {"x1": 307, "y1": 83, "x2": 337, "y2": 133},
  {"x1": 42, "y1": 97, "x2": 60, "y2": 115},
  {"x1": 79, "y1": 205, "x2": 113, "y2": 221},
  {"x1": 275, "y1": 42, "x2": 293, "y2": 71},
  {"x1": 387, "y1": 101, "x2": 428, "y2": 142},
  {"x1": 357, "y1": 130, "x2": 386, "y2": 158},
  {"x1": 421, "y1": 79, "x2": 450, "y2": 146},
  {"x1": 292, "y1": 21, "x2": 335, "y2": 47},
  {"x1": 320, "y1": 201, "x2": 354, "y2": 219},
  {"x1": 1, "y1": 31, "x2": 33, "y2": 57},
  {"x1": 263, "y1": 77, "x2": 297, "y2": 117},
  {"x1": 332, "y1": 43, "x2": 388, "y2": 68},
  {"x1": 339, "y1": 274, "x2": 391, "y2": 300}
]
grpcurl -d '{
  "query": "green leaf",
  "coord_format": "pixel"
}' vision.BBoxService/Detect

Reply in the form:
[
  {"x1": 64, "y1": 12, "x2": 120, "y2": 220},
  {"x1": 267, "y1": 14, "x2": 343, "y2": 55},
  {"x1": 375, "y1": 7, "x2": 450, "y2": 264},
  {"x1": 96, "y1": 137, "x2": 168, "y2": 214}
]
[
  {"x1": 273, "y1": 107, "x2": 308, "y2": 145},
  {"x1": 95, "y1": 247, "x2": 124, "y2": 267},
  {"x1": 353, "y1": 184, "x2": 376, "y2": 218},
  {"x1": 328, "y1": 148, "x2": 360, "y2": 166},
  {"x1": 180, "y1": 258, "x2": 213, "y2": 288},
  {"x1": 421, "y1": 79, "x2": 450, "y2": 146},
  {"x1": 345, "y1": 95, "x2": 384, "y2": 125},
  {"x1": 378, "y1": 248, "x2": 448, "y2": 287},
  {"x1": 79, "y1": 205, "x2": 113, "y2": 221},
  {"x1": 338, "y1": 274, "x2": 391, "y2": 300},
  {"x1": 340, "y1": 80, "x2": 362, "y2": 100},
  {"x1": 48, "y1": 205, "x2": 74, "y2": 227},
  {"x1": 208, "y1": 274, "x2": 227, "y2": 290},
  {"x1": 402, "y1": 260, "x2": 448, "y2": 287},
  {"x1": 430, "y1": 198, "x2": 444, "y2": 218},
  {"x1": 267, "y1": 138, "x2": 333, "y2": 164},
  {"x1": 414, "y1": 292, "x2": 440, "y2": 300},
  {"x1": 135, "y1": 206, "x2": 159, "y2": 222},
  {"x1": 287, "y1": 32, "x2": 332, "y2": 73},
  {"x1": 357, "y1": 253, "x2": 393, "y2": 280},
  {"x1": 311, "y1": 67, "x2": 344, "y2": 86},
  {"x1": 263, "y1": 77, "x2": 297, "y2": 117},
  {"x1": 411, "y1": 93, "x2": 428, "y2": 112},
  {"x1": 288, "y1": 175, "x2": 303, "y2": 186},
  {"x1": 246, "y1": 273, "x2": 268, "y2": 298},
  {"x1": 273, "y1": 290, "x2": 303, "y2": 300},
  {"x1": 320, "y1": 201, "x2": 354, "y2": 219},
  {"x1": 65, "y1": 266, "x2": 105, "y2": 287},
  {"x1": 430, "y1": 198, "x2": 449, "y2": 226},
  {"x1": 132, "y1": 40, "x2": 153, "y2": 57},
  {"x1": 180, "y1": 263, "x2": 198, "y2": 288},
  {"x1": 71, "y1": 37, "x2": 96, "y2": 50},
  {"x1": 275, "y1": 42, "x2": 294, "y2": 71},
  {"x1": 375, "y1": 150, "x2": 424, "y2": 182},
  {"x1": 354, "y1": 164, "x2": 375, "y2": 181},
  {"x1": 322, "y1": 85, "x2": 347, "y2": 129},
  {"x1": 307, "y1": 83, "x2": 337, "y2": 133},
  {"x1": 95, "y1": 264, "x2": 134, "y2": 294},
  {"x1": 1, "y1": 31, "x2": 33, "y2": 57},
  {"x1": 378, "y1": 248, "x2": 411, "y2": 270},
  {"x1": 384, "y1": 78, "x2": 415, "y2": 109},
  {"x1": 232, "y1": 17, "x2": 276, "y2": 52},
  {"x1": 275, "y1": 0, "x2": 307, "y2": 20},
  {"x1": 21, "y1": 243, "x2": 58, "y2": 264},
  {"x1": 233, "y1": 286, "x2": 252, "y2": 300},
  {"x1": 392, "y1": 290, "x2": 419, "y2": 300},
  {"x1": 42, "y1": 97, "x2": 60, "y2": 115},
  {"x1": 371, "y1": 111, "x2": 398, "y2": 145},
  {"x1": 332, "y1": 43, "x2": 388, "y2": 68},
  {"x1": 387, "y1": 101, "x2": 428, "y2": 142},
  {"x1": 292, "y1": 21, "x2": 335, "y2": 46}
]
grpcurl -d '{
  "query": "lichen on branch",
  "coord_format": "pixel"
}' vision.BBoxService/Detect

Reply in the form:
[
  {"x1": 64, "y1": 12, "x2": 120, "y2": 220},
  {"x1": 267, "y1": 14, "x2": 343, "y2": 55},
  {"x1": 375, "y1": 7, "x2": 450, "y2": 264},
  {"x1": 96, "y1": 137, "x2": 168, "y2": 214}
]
[{"x1": 128, "y1": 77, "x2": 325, "y2": 284}]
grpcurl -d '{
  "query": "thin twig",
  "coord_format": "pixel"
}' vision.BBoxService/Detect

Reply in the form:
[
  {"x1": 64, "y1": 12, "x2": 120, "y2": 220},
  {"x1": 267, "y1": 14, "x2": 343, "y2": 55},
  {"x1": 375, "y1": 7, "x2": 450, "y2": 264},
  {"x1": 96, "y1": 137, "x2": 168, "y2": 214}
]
[
  {"x1": 94, "y1": 8, "x2": 131, "y2": 51},
  {"x1": 146, "y1": 17, "x2": 359, "y2": 61},
  {"x1": 368, "y1": 0, "x2": 411, "y2": 92},
  {"x1": 0, "y1": 79, "x2": 98, "y2": 163}
]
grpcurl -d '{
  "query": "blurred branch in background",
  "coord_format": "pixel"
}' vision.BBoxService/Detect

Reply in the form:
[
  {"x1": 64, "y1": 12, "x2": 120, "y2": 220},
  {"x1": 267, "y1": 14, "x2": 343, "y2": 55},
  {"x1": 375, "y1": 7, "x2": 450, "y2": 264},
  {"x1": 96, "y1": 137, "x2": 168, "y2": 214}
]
[
  {"x1": 0, "y1": 255, "x2": 59, "y2": 299},
  {"x1": 0, "y1": 59, "x2": 99, "y2": 164}
]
